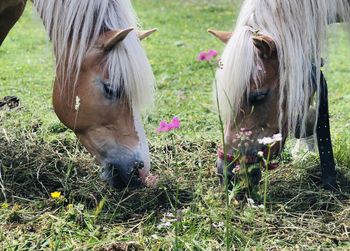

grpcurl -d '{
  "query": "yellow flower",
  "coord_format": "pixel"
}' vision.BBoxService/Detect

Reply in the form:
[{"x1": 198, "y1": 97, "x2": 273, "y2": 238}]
[
  {"x1": 50, "y1": 191, "x2": 61, "y2": 199},
  {"x1": 1, "y1": 202, "x2": 9, "y2": 209}
]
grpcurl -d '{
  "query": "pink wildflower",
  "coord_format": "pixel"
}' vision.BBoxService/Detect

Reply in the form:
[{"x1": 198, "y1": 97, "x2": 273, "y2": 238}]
[
  {"x1": 208, "y1": 49, "x2": 218, "y2": 57},
  {"x1": 233, "y1": 164, "x2": 241, "y2": 174},
  {"x1": 157, "y1": 116, "x2": 181, "y2": 133},
  {"x1": 244, "y1": 131, "x2": 253, "y2": 136},
  {"x1": 171, "y1": 117, "x2": 180, "y2": 129},
  {"x1": 145, "y1": 174, "x2": 159, "y2": 188},
  {"x1": 197, "y1": 52, "x2": 208, "y2": 61},
  {"x1": 197, "y1": 49, "x2": 218, "y2": 62},
  {"x1": 157, "y1": 121, "x2": 171, "y2": 132}
]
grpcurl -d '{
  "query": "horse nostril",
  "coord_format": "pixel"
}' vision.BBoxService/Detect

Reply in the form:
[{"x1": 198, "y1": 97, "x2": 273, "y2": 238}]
[
  {"x1": 134, "y1": 161, "x2": 144, "y2": 169},
  {"x1": 138, "y1": 161, "x2": 144, "y2": 169},
  {"x1": 131, "y1": 161, "x2": 144, "y2": 176}
]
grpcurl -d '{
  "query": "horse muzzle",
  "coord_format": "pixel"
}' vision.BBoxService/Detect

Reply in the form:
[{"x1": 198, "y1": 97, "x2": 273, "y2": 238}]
[
  {"x1": 101, "y1": 159, "x2": 145, "y2": 189},
  {"x1": 216, "y1": 145, "x2": 280, "y2": 184},
  {"x1": 100, "y1": 146, "x2": 150, "y2": 189}
]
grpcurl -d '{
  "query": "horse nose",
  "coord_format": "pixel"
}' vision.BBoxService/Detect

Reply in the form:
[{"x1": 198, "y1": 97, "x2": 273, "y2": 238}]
[
  {"x1": 241, "y1": 147, "x2": 258, "y2": 157},
  {"x1": 102, "y1": 160, "x2": 145, "y2": 189},
  {"x1": 216, "y1": 158, "x2": 236, "y2": 183}
]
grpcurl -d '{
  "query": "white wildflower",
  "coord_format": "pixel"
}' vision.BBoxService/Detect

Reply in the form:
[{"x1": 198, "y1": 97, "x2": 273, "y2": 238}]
[
  {"x1": 257, "y1": 151, "x2": 264, "y2": 158},
  {"x1": 157, "y1": 221, "x2": 172, "y2": 229},
  {"x1": 247, "y1": 198, "x2": 256, "y2": 207},
  {"x1": 164, "y1": 212, "x2": 174, "y2": 218},
  {"x1": 75, "y1": 96, "x2": 81, "y2": 111},
  {"x1": 258, "y1": 137, "x2": 274, "y2": 145},
  {"x1": 272, "y1": 133, "x2": 282, "y2": 142},
  {"x1": 213, "y1": 222, "x2": 225, "y2": 229},
  {"x1": 258, "y1": 133, "x2": 283, "y2": 145},
  {"x1": 157, "y1": 212, "x2": 176, "y2": 229},
  {"x1": 247, "y1": 198, "x2": 264, "y2": 209}
]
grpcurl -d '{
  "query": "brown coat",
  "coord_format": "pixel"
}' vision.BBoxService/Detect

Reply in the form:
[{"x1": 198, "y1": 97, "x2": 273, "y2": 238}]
[{"x1": 0, "y1": 0, "x2": 27, "y2": 46}]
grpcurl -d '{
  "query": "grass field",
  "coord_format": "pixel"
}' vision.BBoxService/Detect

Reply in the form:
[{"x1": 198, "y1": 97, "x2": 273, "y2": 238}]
[{"x1": 0, "y1": 1, "x2": 350, "y2": 250}]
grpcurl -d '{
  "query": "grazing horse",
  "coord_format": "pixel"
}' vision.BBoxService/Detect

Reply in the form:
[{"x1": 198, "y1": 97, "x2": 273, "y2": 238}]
[
  {"x1": 209, "y1": 0, "x2": 350, "y2": 188},
  {"x1": 0, "y1": 0, "x2": 157, "y2": 188}
]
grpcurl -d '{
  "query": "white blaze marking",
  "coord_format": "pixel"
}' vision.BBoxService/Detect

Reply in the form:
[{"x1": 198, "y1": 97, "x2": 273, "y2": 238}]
[{"x1": 132, "y1": 106, "x2": 151, "y2": 181}]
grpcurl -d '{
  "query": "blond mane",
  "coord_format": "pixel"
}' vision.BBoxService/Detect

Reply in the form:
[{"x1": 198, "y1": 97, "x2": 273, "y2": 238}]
[
  {"x1": 33, "y1": 0, "x2": 155, "y2": 110},
  {"x1": 217, "y1": 0, "x2": 350, "y2": 136}
]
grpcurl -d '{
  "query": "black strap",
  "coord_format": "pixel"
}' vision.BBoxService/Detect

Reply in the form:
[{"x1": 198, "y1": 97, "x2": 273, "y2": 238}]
[{"x1": 316, "y1": 71, "x2": 336, "y2": 188}]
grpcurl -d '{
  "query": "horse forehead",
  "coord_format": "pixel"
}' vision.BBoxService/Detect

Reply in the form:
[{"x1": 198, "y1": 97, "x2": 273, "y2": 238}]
[
  {"x1": 264, "y1": 59, "x2": 278, "y2": 73},
  {"x1": 250, "y1": 62, "x2": 279, "y2": 90},
  {"x1": 80, "y1": 49, "x2": 104, "y2": 73},
  {"x1": 260, "y1": 55, "x2": 279, "y2": 75}
]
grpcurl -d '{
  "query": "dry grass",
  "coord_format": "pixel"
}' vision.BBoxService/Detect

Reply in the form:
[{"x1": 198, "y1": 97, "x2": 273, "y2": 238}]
[{"x1": 1, "y1": 119, "x2": 350, "y2": 249}]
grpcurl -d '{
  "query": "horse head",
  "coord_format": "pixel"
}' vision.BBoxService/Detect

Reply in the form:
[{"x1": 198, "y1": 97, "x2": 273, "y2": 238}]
[
  {"x1": 209, "y1": 28, "x2": 290, "y2": 180},
  {"x1": 32, "y1": 0, "x2": 161, "y2": 189},
  {"x1": 51, "y1": 26, "x2": 157, "y2": 189},
  {"x1": 208, "y1": 0, "x2": 350, "y2": 188}
]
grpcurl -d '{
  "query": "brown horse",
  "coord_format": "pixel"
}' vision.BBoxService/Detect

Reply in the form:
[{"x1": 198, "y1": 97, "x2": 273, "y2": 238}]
[
  {"x1": 0, "y1": 0, "x2": 26, "y2": 46},
  {"x1": 209, "y1": 0, "x2": 350, "y2": 188},
  {"x1": 1, "y1": 0, "x2": 157, "y2": 189}
]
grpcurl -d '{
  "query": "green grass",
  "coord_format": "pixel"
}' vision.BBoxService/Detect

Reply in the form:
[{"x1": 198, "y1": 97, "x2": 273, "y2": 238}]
[{"x1": 0, "y1": 1, "x2": 350, "y2": 250}]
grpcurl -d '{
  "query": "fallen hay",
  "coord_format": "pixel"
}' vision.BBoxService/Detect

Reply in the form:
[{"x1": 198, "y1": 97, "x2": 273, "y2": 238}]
[{"x1": 0, "y1": 120, "x2": 350, "y2": 249}]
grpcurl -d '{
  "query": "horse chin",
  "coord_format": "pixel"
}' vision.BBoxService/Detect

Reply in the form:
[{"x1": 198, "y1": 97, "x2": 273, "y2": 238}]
[
  {"x1": 216, "y1": 156, "x2": 263, "y2": 189},
  {"x1": 216, "y1": 140, "x2": 284, "y2": 185},
  {"x1": 100, "y1": 163, "x2": 144, "y2": 189},
  {"x1": 216, "y1": 158, "x2": 240, "y2": 182}
]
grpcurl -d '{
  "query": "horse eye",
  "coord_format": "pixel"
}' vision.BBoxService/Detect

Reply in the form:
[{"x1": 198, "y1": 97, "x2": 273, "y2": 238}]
[
  {"x1": 99, "y1": 78, "x2": 124, "y2": 100},
  {"x1": 249, "y1": 90, "x2": 268, "y2": 104},
  {"x1": 103, "y1": 82, "x2": 124, "y2": 99}
]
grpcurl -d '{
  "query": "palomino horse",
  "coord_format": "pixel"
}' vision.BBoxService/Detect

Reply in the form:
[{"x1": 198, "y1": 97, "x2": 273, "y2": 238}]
[
  {"x1": 0, "y1": 0, "x2": 157, "y2": 188},
  {"x1": 209, "y1": 0, "x2": 350, "y2": 188}
]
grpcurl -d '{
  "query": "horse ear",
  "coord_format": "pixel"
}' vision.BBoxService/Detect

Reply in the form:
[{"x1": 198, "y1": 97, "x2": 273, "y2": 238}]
[
  {"x1": 207, "y1": 29, "x2": 232, "y2": 43},
  {"x1": 138, "y1": 28, "x2": 157, "y2": 40},
  {"x1": 103, "y1": 27, "x2": 134, "y2": 51},
  {"x1": 252, "y1": 35, "x2": 276, "y2": 59}
]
